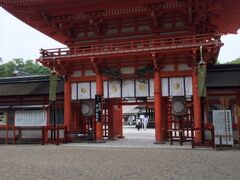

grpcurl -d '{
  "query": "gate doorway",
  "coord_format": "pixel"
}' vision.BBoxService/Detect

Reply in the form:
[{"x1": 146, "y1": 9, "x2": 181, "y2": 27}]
[{"x1": 122, "y1": 103, "x2": 155, "y2": 141}]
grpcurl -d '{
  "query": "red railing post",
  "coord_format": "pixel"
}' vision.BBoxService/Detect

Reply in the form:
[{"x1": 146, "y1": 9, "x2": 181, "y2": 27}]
[
  {"x1": 13, "y1": 126, "x2": 16, "y2": 144},
  {"x1": 6, "y1": 125, "x2": 8, "y2": 144},
  {"x1": 56, "y1": 126, "x2": 60, "y2": 145},
  {"x1": 41, "y1": 126, "x2": 45, "y2": 145}
]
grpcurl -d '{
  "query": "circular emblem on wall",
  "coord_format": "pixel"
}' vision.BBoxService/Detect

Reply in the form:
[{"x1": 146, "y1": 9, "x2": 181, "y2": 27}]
[
  {"x1": 81, "y1": 88, "x2": 87, "y2": 94},
  {"x1": 172, "y1": 97, "x2": 187, "y2": 116},
  {"x1": 139, "y1": 84, "x2": 145, "y2": 91},
  {"x1": 81, "y1": 100, "x2": 94, "y2": 117},
  {"x1": 111, "y1": 85, "x2": 118, "y2": 92},
  {"x1": 173, "y1": 82, "x2": 181, "y2": 90}
]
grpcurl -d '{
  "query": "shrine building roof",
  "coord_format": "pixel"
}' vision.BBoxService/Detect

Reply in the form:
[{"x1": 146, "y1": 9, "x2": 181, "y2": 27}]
[{"x1": 0, "y1": 0, "x2": 239, "y2": 44}]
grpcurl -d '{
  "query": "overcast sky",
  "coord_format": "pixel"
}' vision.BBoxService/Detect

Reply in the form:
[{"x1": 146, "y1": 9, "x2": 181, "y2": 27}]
[{"x1": 0, "y1": 8, "x2": 240, "y2": 63}]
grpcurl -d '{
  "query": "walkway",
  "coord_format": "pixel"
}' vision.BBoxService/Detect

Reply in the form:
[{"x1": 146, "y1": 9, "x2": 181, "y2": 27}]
[{"x1": 64, "y1": 125, "x2": 193, "y2": 149}]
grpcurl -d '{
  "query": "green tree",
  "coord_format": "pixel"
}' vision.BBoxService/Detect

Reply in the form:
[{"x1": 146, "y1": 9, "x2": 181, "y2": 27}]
[
  {"x1": 0, "y1": 58, "x2": 50, "y2": 77},
  {"x1": 226, "y1": 57, "x2": 240, "y2": 64},
  {"x1": 230, "y1": 58, "x2": 240, "y2": 64}
]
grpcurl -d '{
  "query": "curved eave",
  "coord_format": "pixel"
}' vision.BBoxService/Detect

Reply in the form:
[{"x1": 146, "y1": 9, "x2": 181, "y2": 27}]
[
  {"x1": 1, "y1": 6, "x2": 68, "y2": 44},
  {"x1": 210, "y1": 0, "x2": 240, "y2": 34}
]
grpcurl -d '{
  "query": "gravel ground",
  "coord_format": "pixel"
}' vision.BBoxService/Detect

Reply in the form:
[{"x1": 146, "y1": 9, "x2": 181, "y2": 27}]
[{"x1": 0, "y1": 145, "x2": 239, "y2": 180}]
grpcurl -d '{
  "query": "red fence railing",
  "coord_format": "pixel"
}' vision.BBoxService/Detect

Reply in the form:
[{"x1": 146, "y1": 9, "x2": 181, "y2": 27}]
[{"x1": 40, "y1": 34, "x2": 222, "y2": 60}]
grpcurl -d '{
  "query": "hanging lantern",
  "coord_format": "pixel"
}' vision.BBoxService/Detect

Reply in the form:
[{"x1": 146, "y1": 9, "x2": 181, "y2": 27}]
[
  {"x1": 198, "y1": 46, "x2": 206, "y2": 97},
  {"x1": 49, "y1": 72, "x2": 58, "y2": 102}
]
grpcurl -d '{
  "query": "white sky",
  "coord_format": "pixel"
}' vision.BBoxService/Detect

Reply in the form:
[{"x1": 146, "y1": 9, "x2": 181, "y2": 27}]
[{"x1": 0, "y1": 8, "x2": 240, "y2": 63}]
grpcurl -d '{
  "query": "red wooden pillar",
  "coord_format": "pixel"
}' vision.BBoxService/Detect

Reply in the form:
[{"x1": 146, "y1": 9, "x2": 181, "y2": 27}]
[
  {"x1": 64, "y1": 77, "x2": 72, "y2": 132},
  {"x1": 73, "y1": 104, "x2": 78, "y2": 130},
  {"x1": 46, "y1": 105, "x2": 51, "y2": 142},
  {"x1": 95, "y1": 72, "x2": 103, "y2": 141},
  {"x1": 162, "y1": 97, "x2": 168, "y2": 140},
  {"x1": 108, "y1": 99, "x2": 114, "y2": 139},
  {"x1": 113, "y1": 102, "x2": 123, "y2": 138},
  {"x1": 192, "y1": 69, "x2": 202, "y2": 143},
  {"x1": 154, "y1": 70, "x2": 164, "y2": 143}
]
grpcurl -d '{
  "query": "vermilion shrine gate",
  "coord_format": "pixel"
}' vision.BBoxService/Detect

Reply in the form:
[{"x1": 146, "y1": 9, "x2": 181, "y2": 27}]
[{"x1": 1, "y1": 0, "x2": 240, "y2": 145}]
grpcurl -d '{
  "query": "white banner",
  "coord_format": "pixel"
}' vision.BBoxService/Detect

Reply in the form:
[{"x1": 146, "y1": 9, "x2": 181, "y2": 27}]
[
  {"x1": 185, "y1": 77, "x2": 193, "y2": 96},
  {"x1": 149, "y1": 79, "x2": 154, "y2": 97},
  {"x1": 73, "y1": 79, "x2": 154, "y2": 99},
  {"x1": 161, "y1": 78, "x2": 169, "y2": 97},
  {"x1": 136, "y1": 80, "x2": 148, "y2": 97},
  {"x1": 122, "y1": 80, "x2": 134, "y2": 97},
  {"x1": 213, "y1": 110, "x2": 233, "y2": 145},
  {"x1": 78, "y1": 82, "x2": 90, "y2": 99},
  {"x1": 71, "y1": 83, "x2": 77, "y2": 100},
  {"x1": 15, "y1": 110, "x2": 47, "y2": 127},
  {"x1": 103, "y1": 81, "x2": 108, "y2": 98},
  {"x1": 109, "y1": 81, "x2": 121, "y2": 98},
  {"x1": 170, "y1": 77, "x2": 184, "y2": 96},
  {"x1": 90, "y1": 82, "x2": 96, "y2": 99}
]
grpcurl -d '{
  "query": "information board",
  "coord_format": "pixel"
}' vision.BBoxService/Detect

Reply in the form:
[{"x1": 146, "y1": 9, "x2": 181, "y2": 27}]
[
  {"x1": 95, "y1": 95, "x2": 102, "y2": 122},
  {"x1": 212, "y1": 110, "x2": 233, "y2": 145}
]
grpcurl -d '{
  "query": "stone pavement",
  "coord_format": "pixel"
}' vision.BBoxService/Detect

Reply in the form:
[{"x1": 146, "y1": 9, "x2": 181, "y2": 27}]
[
  {"x1": 64, "y1": 125, "x2": 193, "y2": 149},
  {"x1": 0, "y1": 126, "x2": 239, "y2": 180}
]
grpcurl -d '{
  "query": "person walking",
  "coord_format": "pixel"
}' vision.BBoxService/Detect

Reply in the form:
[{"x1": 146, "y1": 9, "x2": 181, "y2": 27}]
[
  {"x1": 143, "y1": 115, "x2": 149, "y2": 130},
  {"x1": 136, "y1": 118, "x2": 141, "y2": 131}
]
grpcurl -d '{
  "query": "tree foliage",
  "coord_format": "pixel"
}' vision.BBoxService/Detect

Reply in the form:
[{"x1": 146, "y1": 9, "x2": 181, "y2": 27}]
[
  {"x1": 226, "y1": 57, "x2": 240, "y2": 64},
  {"x1": 0, "y1": 58, "x2": 50, "y2": 77}
]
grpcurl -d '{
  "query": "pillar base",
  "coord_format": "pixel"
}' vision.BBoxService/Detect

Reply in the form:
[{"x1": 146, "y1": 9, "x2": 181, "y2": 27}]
[{"x1": 154, "y1": 141, "x2": 166, "y2": 144}]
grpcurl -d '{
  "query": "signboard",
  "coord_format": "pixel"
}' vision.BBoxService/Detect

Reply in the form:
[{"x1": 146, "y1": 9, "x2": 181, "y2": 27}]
[
  {"x1": 95, "y1": 95, "x2": 102, "y2": 122},
  {"x1": 212, "y1": 110, "x2": 233, "y2": 145},
  {"x1": 71, "y1": 83, "x2": 78, "y2": 100},
  {"x1": 0, "y1": 111, "x2": 7, "y2": 125},
  {"x1": 15, "y1": 110, "x2": 47, "y2": 127}
]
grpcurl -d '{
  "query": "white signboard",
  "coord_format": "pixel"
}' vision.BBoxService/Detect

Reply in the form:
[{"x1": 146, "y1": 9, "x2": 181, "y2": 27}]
[
  {"x1": 15, "y1": 110, "x2": 47, "y2": 127},
  {"x1": 213, "y1": 110, "x2": 233, "y2": 145},
  {"x1": 71, "y1": 83, "x2": 77, "y2": 100}
]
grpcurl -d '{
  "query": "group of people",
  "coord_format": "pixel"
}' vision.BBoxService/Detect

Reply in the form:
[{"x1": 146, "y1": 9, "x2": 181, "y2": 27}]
[{"x1": 136, "y1": 114, "x2": 149, "y2": 131}]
